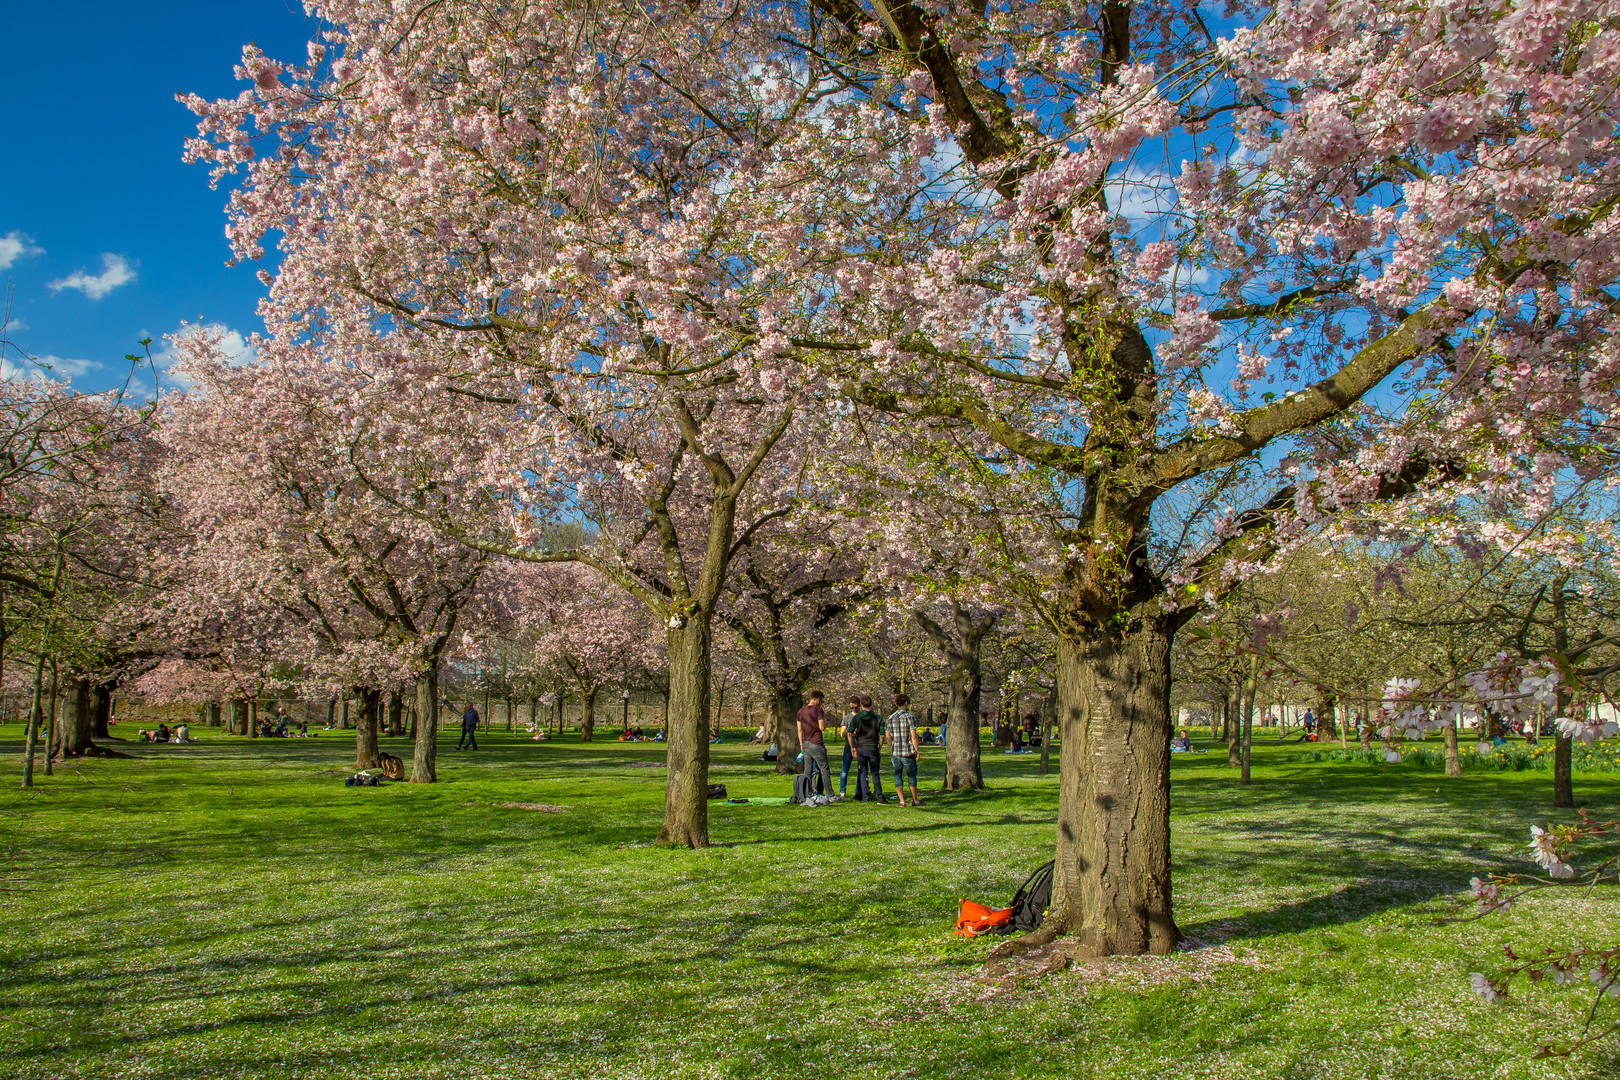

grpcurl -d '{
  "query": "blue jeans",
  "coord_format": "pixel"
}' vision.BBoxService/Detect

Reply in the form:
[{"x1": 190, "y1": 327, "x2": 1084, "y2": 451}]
[
  {"x1": 840, "y1": 742, "x2": 853, "y2": 793},
  {"x1": 892, "y1": 754, "x2": 917, "y2": 789}
]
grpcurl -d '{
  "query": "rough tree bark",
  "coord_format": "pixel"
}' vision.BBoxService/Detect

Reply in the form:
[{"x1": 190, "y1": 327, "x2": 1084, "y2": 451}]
[
  {"x1": 658, "y1": 619, "x2": 712, "y2": 847},
  {"x1": 412, "y1": 663, "x2": 439, "y2": 783},
  {"x1": 1046, "y1": 619, "x2": 1178, "y2": 956},
  {"x1": 55, "y1": 677, "x2": 93, "y2": 758},
  {"x1": 916, "y1": 600, "x2": 997, "y2": 792}
]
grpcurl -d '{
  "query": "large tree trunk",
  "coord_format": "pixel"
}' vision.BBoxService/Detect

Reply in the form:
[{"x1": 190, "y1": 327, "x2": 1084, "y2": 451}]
[
  {"x1": 1046, "y1": 621, "x2": 1178, "y2": 956},
  {"x1": 412, "y1": 663, "x2": 439, "y2": 783},
  {"x1": 55, "y1": 677, "x2": 93, "y2": 758},
  {"x1": 581, "y1": 685, "x2": 597, "y2": 742},
  {"x1": 769, "y1": 686, "x2": 802, "y2": 775},
  {"x1": 354, "y1": 688, "x2": 381, "y2": 769},
  {"x1": 657, "y1": 619, "x2": 712, "y2": 848},
  {"x1": 229, "y1": 698, "x2": 249, "y2": 735}
]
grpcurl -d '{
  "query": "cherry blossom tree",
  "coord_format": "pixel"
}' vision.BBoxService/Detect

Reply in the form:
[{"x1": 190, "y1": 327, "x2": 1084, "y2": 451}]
[
  {"x1": 736, "y1": 0, "x2": 1620, "y2": 956},
  {"x1": 156, "y1": 334, "x2": 487, "y2": 781},
  {"x1": 181, "y1": 0, "x2": 859, "y2": 844}
]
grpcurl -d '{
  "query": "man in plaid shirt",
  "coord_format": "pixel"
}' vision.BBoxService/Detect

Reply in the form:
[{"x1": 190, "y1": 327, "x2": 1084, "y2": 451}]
[{"x1": 883, "y1": 693, "x2": 923, "y2": 807}]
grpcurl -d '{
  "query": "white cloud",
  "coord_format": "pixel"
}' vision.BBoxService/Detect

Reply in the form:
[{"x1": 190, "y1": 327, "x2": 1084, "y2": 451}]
[
  {"x1": 35, "y1": 354, "x2": 100, "y2": 378},
  {"x1": 49, "y1": 254, "x2": 136, "y2": 300},
  {"x1": 151, "y1": 322, "x2": 259, "y2": 387},
  {"x1": 0, "y1": 354, "x2": 98, "y2": 383},
  {"x1": 0, "y1": 231, "x2": 43, "y2": 271}
]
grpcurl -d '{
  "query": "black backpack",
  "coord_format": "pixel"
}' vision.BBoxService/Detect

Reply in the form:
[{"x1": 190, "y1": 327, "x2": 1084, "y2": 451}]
[
  {"x1": 791, "y1": 772, "x2": 814, "y2": 804},
  {"x1": 706, "y1": 783, "x2": 727, "y2": 800},
  {"x1": 1005, "y1": 860, "x2": 1055, "y2": 933}
]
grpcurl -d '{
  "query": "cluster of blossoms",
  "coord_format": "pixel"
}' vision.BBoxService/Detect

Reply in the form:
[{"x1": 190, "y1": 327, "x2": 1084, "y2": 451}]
[{"x1": 1467, "y1": 811, "x2": 1620, "y2": 1047}]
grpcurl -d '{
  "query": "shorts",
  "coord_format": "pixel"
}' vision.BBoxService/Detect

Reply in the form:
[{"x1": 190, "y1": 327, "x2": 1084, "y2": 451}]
[{"x1": 892, "y1": 755, "x2": 918, "y2": 786}]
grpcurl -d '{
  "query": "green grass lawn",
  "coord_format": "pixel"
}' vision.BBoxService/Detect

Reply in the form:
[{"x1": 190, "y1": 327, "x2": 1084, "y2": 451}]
[{"x1": 0, "y1": 724, "x2": 1615, "y2": 1079}]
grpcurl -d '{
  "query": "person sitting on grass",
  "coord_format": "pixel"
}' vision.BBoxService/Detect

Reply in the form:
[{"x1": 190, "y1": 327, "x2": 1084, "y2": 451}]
[
  {"x1": 1170, "y1": 729, "x2": 1192, "y2": 753},
  {"x1": 173, "y1": 723, "x2": 191, "y2": 744},
  {"x1": 156, "y1": 722, "x2": 171, "y2": 743},
  {"x1": 883, "y1": 694, "x2": 923, "y2": 808}
]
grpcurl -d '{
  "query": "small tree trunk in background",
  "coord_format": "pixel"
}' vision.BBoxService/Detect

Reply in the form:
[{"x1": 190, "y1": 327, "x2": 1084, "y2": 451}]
[
  {"x1": 340, "y1": 699, "x2": 349, "y2": 730},
  {"x1": 354, "y1": 688, "x2": 381, "y2": 769},
  {"x1": 1240, "y1": 657, "x2": 1258, "y2": 786},
  {"x1": 21, "y1": 652, "x2": 47, "y2": 787},
  {"x1": 249, "y1": 699, "x2": 259, "y2": 738},
  {"x1": 916, "y1": 602, "x2": 996, "y2": 792},
  {"x1": 770, "y1": 686, "x2": 803, "y2": 775},
  {"x1": 1443, "y1": 715, "x2": 1462, "y2": 777},
  {"x1": 1551, "y1": 586, "x2": 1576, "y2": 808},
  {"x1": 385, "y1": 689, "x2": 402, "y2": 736},
  {"x1": 1225, "y1": 682, "x2": 1243, "y2": 767},
  {"x1": 505, "y1": 694, "x2": 513, "y2": 732},
  {"x1": 412, "y1": 662, "x2": 439, "y2": 783},
  {"x1": 208, "y1": 702, "x2": 222, "y2": 727},
  {"x1": 44, "y1": 661, "x2": 58, "y2": 775},
  {"x1": 581, "y1": 685, "x2": 598, "y2": 741},
  {"x1": 1040, "y1": 685, "x2": 1055, "y2": 775},
  {"x1": 1553, "y1": 735, "x2": 1574, "y2": 807},
  {"x1": 1339, "y1": 702, "x2": 1349, "y2": 749}
]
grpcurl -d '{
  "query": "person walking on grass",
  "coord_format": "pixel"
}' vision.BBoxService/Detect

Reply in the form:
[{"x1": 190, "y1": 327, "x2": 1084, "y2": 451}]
[
  {"x1": 796, "y1": 690, "x2": 832, "y2": 797},
  {"x1": 853, "y1": 694, "x2": 883, "y2": 802},
  {"x1": 884, "y1": 694, "x2": 923, "y2": 807},
  {"x1": 458, "y1": 703, "x2": 480, "y2": 750}
]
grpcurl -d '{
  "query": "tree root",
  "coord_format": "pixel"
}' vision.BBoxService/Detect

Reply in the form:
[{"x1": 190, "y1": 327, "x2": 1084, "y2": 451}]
[{"x1": 54, "y1": 743, "x2": 132, "y2": 761}]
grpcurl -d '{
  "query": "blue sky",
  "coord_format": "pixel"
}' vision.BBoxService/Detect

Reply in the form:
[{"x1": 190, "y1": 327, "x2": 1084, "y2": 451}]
[{"x1": 0, "y1": 1, "x2": 318, "y2": 393}]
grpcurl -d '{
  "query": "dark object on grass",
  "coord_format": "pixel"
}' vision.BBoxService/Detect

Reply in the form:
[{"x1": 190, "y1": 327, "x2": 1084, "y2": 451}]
[
  {"x1": 706, "y1": 783, "x2": 727, "y2": 800},
  {"x1": 1003, "y1": 860, "x2": 1055, "y2": 933},
  {"x1": 790, "y1": 773, "x2": 817, "y2": 804},
  {"x1": 727, "y1": 797, "x2": 749, "y2": 804},
  {"x1": 344, "y1": 772, "x2": 382, "y2": 787},
  {"x1": 378, "y1": 752, "x2": 404, "y2": 780}
]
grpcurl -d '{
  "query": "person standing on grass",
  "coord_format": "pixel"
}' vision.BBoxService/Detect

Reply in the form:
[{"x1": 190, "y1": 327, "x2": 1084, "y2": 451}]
[
  {"x1": 796, "y1": 690, "x2": 831, "y2": 797},
  {"x1": 839, "y1": 695, "x2": 861, "y2": 798},
  {"x1": 459, "y1": 703, "x2": 480, "y2": 750},
  {"x1": 884, "y1": 694, "x2": 923, "y2": 807},
  {"x1": 853, "y1": 694, "x2": 883, "y2": 802}
]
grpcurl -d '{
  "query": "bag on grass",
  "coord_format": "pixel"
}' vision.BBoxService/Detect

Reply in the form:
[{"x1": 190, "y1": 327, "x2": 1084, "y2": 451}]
[
  {"x1": 707, "y1": 783, "x2": 727, "y2": 800},
  {"x1": 1004, "y1": 859, "x2": 1056, "y2": 933},
  {"x1": 954, "y1": 899, "x2": 1012, "y2": 937},
  {"x1": 791, "y1": 773, "x2": 814, "y2": 804}
]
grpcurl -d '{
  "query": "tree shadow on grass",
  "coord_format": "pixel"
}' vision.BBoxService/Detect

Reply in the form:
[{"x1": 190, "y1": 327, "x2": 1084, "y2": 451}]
[{"x1": 1178, "y1": 871, "x2": 1456, "y2": 944}]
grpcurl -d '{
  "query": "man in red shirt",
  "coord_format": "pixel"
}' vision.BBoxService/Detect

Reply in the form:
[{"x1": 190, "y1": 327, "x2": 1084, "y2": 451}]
[{"x1": 796, "y1": 691, "x2": 831, "y2": 797}]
